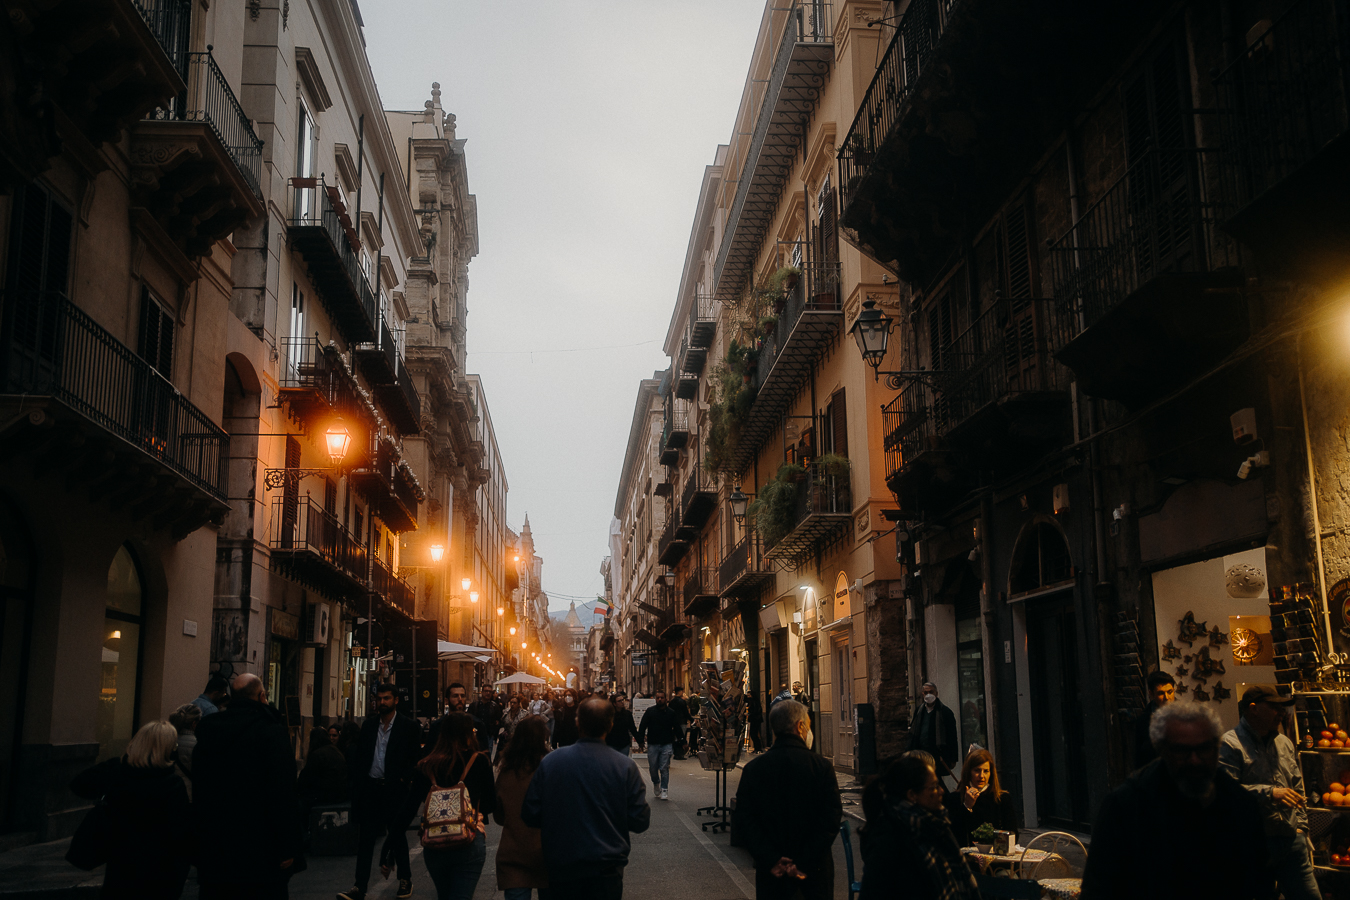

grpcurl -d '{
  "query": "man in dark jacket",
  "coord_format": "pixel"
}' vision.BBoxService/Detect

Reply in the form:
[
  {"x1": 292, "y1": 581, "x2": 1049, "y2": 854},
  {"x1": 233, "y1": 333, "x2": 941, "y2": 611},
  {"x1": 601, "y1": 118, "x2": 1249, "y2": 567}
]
[
  {"x1": 670, "y1": 687, "x2": 691, "y2": 758},
  {"x1": 467, "y1": 686, "x2": 504, "y2": 756},
  {"x1": 607, "y1": 693, "x2": 639, "y2": 755},
  {"x1": 637, "y1": 690, "x2": 683, "y2": 799},
  {"x1": 734, "y1": 699, "x2": 842, "y2": 900},
  {"x1": 339, "y1": 683, "x2": 424, "y2": 900},
  {"x1": 1082, "y1": 700, "x2": 1273, "y2": 899},
  {"x1": 192, "y1": 673, "x2": 302, "y2": 900},
  {"x1": 908, "y1": 681, "x2": 958, "y2": 777},
  {"x1": 1132, "y1": 670, "x2": 1175, "y2": 770},
  {"x1": 523, "y1": 698, "x2": 651, "y2": 900}
]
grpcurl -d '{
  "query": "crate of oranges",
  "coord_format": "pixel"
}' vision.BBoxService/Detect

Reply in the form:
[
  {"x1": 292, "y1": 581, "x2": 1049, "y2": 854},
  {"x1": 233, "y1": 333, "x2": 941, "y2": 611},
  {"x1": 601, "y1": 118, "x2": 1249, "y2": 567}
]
[{"x1": 1317, "y1": 724, "x2": 1350, "y2": 749}]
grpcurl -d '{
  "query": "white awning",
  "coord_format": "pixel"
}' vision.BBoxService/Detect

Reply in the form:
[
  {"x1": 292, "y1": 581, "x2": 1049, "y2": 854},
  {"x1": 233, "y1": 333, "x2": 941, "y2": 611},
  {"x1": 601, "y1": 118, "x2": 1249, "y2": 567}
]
[{"x1": 438, "y1": 640, "x2": 498, "y2": 661}]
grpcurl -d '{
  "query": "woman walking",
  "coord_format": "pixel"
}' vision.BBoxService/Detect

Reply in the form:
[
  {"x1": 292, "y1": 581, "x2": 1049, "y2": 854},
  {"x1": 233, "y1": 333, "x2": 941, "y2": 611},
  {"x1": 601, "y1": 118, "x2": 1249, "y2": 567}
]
[
  {"x1": 495, "y1": 717, "x2": 551, "y2": 899},
  {"x1": 944, "y1": 747, "x2": 1018, "y2": 846},
  {"x1": 405, "y1": 712, "x2": 496, "y2": 899},
  {"x1": 499, "y1": 695, "x2": 529, "y2": 762},
  {"x1": 69, "y1": 720, "x2": 192, "y2": 899},
  {"x1": 551, "y1": 690, "x2": 579, "y2": 748}
]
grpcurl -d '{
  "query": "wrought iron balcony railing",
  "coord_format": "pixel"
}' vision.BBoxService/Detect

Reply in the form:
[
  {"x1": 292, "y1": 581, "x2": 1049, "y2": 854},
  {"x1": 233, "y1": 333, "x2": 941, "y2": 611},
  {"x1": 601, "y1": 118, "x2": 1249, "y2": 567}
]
[
  {"x1": 372, "y1": 557, "x2": 415, "y2": 616},
  {"x1": 278, "y1": 336, "x2": 378, "y2": 446},
  {"x1": 1, "y1": 290, "x2": 227, "y2": 499},
  {"x1": 269, "y1": 495, "x2": 369, "y2": 592},
  {"x1": 1214, "y1": 0, "x2": 1350, "y2": 222},
  {"x1": 1047, "y1": 145, "x2": 1237, "y2": 339},
  {"x1": 762, "y1": 462, "x2": 852, "y2": 564},
  {"x1": 146, "y1": 50, "x2": 263, "y2": 198},
  {"x1": 719, "y1": 532, "x2": 774, "y2": 599},
  {"x1": 288, "y1": 177, "x2": 381, "y2": 345},
  {"x1": 839, "y1": 0, "x2": 959, "y2": 212},
  {"x1": 131, "y1": 0, "x2": 192, "y2": 70}
]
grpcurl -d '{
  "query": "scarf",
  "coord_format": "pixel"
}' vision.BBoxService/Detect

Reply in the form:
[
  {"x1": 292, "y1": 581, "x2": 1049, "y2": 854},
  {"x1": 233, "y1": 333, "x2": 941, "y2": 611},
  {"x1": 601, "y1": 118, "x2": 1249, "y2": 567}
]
[{"x1": 895, "y1": 799, "x2": 981, "y2": 900}]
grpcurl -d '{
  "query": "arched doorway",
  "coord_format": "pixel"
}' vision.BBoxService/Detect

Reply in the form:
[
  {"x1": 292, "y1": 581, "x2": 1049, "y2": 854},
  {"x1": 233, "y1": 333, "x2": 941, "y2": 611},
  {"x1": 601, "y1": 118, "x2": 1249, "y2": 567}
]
[
  {"x1": 99, "y1": 545, "x2": 146, "y2": 761},
  {"x1": 0, "y1": 499, "x2": 34, "y2": 831},
  {"x1": 1009, "y1": 519, "x2": 1088, "y2": 829}
]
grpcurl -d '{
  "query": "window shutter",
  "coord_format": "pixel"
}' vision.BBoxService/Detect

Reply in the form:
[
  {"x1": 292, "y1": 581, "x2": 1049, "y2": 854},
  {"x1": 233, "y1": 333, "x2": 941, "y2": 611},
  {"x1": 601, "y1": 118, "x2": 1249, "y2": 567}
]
[
  {"x1": 138, "y1": 288, "x2": 175, "y2": 378},
  {"x1": 829, "y1": 388, "x2": 848, "y2": 459}
]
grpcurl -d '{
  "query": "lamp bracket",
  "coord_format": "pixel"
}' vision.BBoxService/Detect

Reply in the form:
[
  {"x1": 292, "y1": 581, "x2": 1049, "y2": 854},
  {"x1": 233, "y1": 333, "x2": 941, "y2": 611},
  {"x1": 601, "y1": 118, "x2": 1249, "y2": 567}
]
[
  {"x1": 263, "y1": 467, "x2": 337, "y2": 490},
  {"x1": 874, "y1": 369, "x2": 956, "y2": 392}
]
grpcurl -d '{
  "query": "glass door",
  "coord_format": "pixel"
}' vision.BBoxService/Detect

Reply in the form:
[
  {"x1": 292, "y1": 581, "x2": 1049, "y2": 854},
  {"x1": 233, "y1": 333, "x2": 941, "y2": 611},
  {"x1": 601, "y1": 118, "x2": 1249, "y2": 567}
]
[{"x1": 834, "y1": 638, "x2": 853, "y2": 769}]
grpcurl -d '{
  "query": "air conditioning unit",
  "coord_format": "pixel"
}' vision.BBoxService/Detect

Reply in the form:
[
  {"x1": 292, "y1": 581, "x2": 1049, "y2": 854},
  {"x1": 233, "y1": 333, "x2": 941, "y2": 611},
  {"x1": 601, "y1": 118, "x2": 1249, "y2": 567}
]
[{"x1": 305, "y1": 602, "x2": 331, "y2": 645}]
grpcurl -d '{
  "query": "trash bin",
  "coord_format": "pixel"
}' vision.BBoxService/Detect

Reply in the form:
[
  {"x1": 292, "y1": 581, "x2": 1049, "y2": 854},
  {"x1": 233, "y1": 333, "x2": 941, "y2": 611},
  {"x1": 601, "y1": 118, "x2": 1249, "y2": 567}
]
[{"x1": 855, "y1": 702, "x2": 877, "y2": 777}]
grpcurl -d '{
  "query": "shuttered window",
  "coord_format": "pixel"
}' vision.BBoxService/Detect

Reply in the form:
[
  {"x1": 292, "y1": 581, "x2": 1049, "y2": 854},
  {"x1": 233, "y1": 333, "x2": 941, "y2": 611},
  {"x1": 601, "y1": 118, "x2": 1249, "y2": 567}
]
[{"x1": 137, "y1": 287, "x2": 174, "y2": 378}]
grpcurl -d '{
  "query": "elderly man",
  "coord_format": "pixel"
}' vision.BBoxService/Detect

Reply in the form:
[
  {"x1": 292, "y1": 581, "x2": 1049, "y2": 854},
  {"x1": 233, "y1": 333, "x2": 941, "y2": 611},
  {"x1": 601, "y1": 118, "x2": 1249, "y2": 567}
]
[
  {"x1": 1220, "y1": 685, "x2": 1318, "y2": 900},
  {"x1": 522, "y1": 697, "x2": 651, "y2": 900},
  {"x1": 734, "y1": 699, "x2": 842, "y2": 900},
  {"x1": 1082, "y1": 700, "x2": 1272, "y2": 899},
  {"x1": 192, "y1": 674, "x2": 301, "y2": 899}
]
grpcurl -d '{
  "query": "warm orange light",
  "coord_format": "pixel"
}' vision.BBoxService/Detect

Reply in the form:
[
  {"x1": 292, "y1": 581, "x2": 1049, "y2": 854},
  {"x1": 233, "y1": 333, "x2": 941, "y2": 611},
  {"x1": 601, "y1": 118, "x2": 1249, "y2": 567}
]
[
  {"x1": 429, "y1": 544, "x2": 445, "y2": 563},
  {"x1": 324, "y1": 424, "x2": 352, "y2": 465},
  {"x1": 470, "y1": 591, "x2": 479, "y2": 603},
  {"x1": 497, "y1": 607, "x2": 504, "y2": 616},
  {"x1": 461, "y1": 577, "x2": 471, "y2": 591},
  {"x1": 513, "y1": 554, "x2": 520, "y2": 562},
  {"x1": 521, "y1": 641, "x2": 527, "y2": 649},
  {"x1": 509, "y1": 626, "x2": 517, "y2": 635}
]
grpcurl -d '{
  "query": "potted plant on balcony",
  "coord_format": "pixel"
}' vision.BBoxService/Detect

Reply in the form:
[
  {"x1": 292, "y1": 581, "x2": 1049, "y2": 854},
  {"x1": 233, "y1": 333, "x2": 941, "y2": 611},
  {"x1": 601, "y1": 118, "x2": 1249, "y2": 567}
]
[
  {"x1": 814, "y1": 453, "x2": 851, "y2": 478},
  {"x1": 758, "y1": 314, "x2": 778, "y2": 336},
  {"x1": 844, "y1": 133, "x2": 873, "y2": 168},
  {"x1": 771, "y1": 265, "x2": 801, "y2": 297},
  {"x1": 745, "y1": 462, "x2": 805, "y2": 549}
]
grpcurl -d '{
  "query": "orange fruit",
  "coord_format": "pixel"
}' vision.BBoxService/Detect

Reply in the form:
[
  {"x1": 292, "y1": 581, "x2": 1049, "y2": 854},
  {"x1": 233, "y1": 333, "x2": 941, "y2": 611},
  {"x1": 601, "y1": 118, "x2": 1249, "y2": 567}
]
[
  {"x1": 1331, "y1": 782, "x2": 1346, "y2": 794},
  {"x1": 1329, "y1": 792, "x2": 1345, "y2": 806},
  {"x1": 1320, "y1": 739, "x2": 1333, "y2": 748}
]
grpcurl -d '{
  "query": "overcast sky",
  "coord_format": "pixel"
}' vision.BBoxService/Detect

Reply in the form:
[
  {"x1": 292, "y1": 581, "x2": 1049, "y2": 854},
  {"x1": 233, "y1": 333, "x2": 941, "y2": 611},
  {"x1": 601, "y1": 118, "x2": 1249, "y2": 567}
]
[{"x1": 360, "y1": 2, "x2": 765, "y2": 613}]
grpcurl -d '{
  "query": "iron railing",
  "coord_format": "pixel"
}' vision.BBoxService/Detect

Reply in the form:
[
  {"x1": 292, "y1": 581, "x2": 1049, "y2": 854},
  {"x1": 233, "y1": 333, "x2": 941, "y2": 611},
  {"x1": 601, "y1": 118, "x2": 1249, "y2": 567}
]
[
  {"x1": 839, "y1": 0, "x2": 959, "y2": 211},
  {"x1": 393, "y1": 470, "x2": 421, "y2": 516},
  {"x1": 147, "y1": 50, "x2": 263, "y2": 198},
  {"x1": 1, "y1": 290, "x2": 227, "y2": 498},
  {"x1": 658, "y1": 506, "x2": 684, "y2": 558},
  {"x1": 365, "y1": 313, "x2": 397, "y2": 380},
  {"x1": 681, "y1": 451, "x2": 715, "y2": 516},
  {"x1": 372, "y1": 557, "x2": 414, "y2": 616},
  {"x1": 882, "y1": 379, "x2": 934, "y2": 484},
  {"x1": 289, "y1": 177, "x2": 381, "y2": 335},
  {"x1": 768, "y1": 462, "x2": 851, "y2": 551},
  {"x1": 270, "y1": 496, "x2": 368, "y2": 584},
  {"x1": 719, "y1": 532, "x2": 773, "y2": 592},
  {"x1": 1047, "y1": 146, "x2": 1237, "y2": 338},
  {"x1": 131, "y1": 0, "x2": 192, "y2": 69},
  {"x1": 1214, "y1": 0, "x2": 1350, "y2": 220},
  {"x1": 751, "y1": 260, "x2": 841, "y2": 395},
  {"x1": 683, "y1": 567, "x2": 717, "y2": 607},
  {"x1": 689, "y1": 291, "x2": 717, "y2": 346},
  {"x1": 278, "y1": 336, "x2": 378, "y2": 437},
  {"x1": 393, "y1": 354, "x2": 420, "y2": 424}
]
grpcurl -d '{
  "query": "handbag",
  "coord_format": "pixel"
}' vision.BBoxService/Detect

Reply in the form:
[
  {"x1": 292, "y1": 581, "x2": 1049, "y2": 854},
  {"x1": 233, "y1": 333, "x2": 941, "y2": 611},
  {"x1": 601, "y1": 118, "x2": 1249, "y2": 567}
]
[
  {"x1": 419, "y1": 752, "x2": 484, "y2": 849},
  {"x1": 66, "y1": 795, "x2": 112, "y2": 871}
]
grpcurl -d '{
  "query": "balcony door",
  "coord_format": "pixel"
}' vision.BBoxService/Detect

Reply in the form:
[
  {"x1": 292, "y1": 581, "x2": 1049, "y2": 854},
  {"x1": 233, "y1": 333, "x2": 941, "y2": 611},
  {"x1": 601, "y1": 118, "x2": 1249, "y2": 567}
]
[
  {"x1": 3, "y1": 183, "x2": 72, "y2": 393},
  {"x1": 834, "y1": 637, "x2": 854, "y2": 769}
]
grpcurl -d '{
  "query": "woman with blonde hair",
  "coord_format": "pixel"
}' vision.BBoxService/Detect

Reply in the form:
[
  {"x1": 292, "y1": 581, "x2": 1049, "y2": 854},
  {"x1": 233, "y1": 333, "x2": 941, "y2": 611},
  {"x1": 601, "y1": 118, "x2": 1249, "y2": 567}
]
[
  {"x1": 943, "y1": 746, "x2": 1018, "y2": 846},
  {"x1": 69, "y1": 720, "x2": 193, "y2": 898}
]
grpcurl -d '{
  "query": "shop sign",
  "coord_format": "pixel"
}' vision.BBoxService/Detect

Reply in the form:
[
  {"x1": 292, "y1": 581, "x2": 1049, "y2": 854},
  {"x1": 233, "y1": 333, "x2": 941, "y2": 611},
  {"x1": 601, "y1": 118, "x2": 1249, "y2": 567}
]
[
  {"x1": 834, "y1": 571, "x2": 850, "y2": 623},
  {"x1": 269, "y1": 608, "x2": 299, "y2": 641}
]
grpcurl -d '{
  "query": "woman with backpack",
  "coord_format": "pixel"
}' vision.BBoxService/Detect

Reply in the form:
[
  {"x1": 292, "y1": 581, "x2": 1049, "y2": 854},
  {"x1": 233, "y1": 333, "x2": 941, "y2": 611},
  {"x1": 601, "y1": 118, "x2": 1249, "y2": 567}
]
[
  {"x1": 404, "y1": 712, "x2": 496, "y2": 899},
  {"x1": 494, "y1": 716, "x2": 551, "y2": 899}
]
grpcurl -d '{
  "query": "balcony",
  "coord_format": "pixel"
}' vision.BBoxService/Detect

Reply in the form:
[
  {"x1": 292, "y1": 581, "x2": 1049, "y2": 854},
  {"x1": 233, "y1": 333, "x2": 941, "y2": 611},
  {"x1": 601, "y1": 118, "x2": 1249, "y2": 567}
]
[
  {"x1": 720, "y1": 533, "x2": 775, "y2": 601},
  {"x1": 762, "y1": 462, "x2": 852, "y2": 568},
  {"x1": 729, "y1": 262, "x2": 842, "y2": 474},
  {"x1": 680, "y1": 454, "x2": 717, "y2": 531},
  {"x1": 372, "y1": 557, "x2": 414, "y2": 617},
  {"x1": 349, "y1": 435, "x2": 419, "y2": 533},
  {"x1": 657, "y1": 509, "x2": 690, "y2": 566},
  {"x1": 0, "y1": 0, "x2": 188, "y2": 189},
  {"x1": 660, "y1": 398, "x2": 688, "y2": 466},
  {"x1": 675, "y1": 334, "x2": 704, "y2": 398},
  {"x1": 682, "y1": 566, "x2": 719, "y2": 619},
  {"x1": 0, "y1": 290, "x2": 227, "y2": 536},
  {"x1": 1214, "y1": 0, "x2": 1350, "y2": 277},
  {"x1": 288, "y1": 178, "x2": 380, "y2": 345},
  {"x1": 133, "y1": 49, "x2": 264, "y2": 261},
  {"x1": 690, "y1": 291, "x2": 717, "y2": 350},
  {"x1": 355, "y1": 313, "x2": 398, "y2": 386},
  {"x1": 277, "y1": 337, "x2": 378, "y2": 464},
  {"x1": 882, "y1": 299, "x2": 1071, "y2": 512},
  {"x1": 1047, "y1": 146, "x2": 1244, "y2": 407},
  {"x1": 268, "y1": 496, "x2": 369, "y2": 604},
  {"x1": 712, "y1": 2, "x2": 834, "y2": 308},
  {"x1": 838, "y1": 0, "x2": 1167, "y2": 285},
  {"x1": 373, "y1": 354, "x2": 421, "y2": 436}
]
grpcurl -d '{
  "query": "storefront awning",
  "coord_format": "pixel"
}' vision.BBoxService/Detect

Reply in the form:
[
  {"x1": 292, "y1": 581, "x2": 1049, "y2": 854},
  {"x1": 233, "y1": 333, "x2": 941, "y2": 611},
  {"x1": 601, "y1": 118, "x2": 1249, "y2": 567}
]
[{"x1": 438, "y1": 640, "x2": 498, "y2": 661}]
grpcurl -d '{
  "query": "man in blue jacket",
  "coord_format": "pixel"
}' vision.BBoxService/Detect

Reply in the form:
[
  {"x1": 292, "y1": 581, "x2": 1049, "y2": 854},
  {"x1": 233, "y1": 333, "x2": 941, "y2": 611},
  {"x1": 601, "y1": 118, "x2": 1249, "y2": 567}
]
[{"x1": 523, "y1": 697, "x2": 651, "y2": 899}]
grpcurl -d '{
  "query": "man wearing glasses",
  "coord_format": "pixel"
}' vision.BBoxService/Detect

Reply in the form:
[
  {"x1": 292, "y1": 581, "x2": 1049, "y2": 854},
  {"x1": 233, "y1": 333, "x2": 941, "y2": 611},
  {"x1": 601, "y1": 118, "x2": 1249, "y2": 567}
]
[{"x1": 1220, "y1": 685, "x2": 1318, "y2": 900}]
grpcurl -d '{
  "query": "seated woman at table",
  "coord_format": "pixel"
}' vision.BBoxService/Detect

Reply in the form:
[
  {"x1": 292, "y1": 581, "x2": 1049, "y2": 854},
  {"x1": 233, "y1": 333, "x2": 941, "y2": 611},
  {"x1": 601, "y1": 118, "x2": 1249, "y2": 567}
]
[{"x1": 945, "y1": 747, "x2": 1018, "y2": 846}]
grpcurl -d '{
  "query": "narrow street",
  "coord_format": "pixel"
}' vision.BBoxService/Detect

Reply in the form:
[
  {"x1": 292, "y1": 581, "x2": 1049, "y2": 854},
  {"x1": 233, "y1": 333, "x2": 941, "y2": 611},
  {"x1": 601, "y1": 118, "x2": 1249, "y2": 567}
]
[{"x1": 179, "y1": 756, "x2": 860, "y2": 900}]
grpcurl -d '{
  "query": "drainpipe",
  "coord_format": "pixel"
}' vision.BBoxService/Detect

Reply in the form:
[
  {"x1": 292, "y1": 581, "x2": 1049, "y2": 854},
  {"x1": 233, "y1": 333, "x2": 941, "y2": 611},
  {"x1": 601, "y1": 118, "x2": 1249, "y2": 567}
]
[
  {"x1": 355, "y1": 114, "x2": 365, "y2": 244},
  {"x1": 978, "y1": 492, "x2": 999, "y2": 761}
]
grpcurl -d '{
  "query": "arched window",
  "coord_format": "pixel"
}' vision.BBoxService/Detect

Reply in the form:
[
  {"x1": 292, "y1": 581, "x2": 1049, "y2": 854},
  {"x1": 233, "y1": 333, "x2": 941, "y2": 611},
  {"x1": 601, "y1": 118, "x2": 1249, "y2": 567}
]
[
  {"x1": 1009, "y1": 522, "x2": 1074, "y2": 596},
  {"x1": 99, "y1": 546, "x2": 145, "y2": 760}
]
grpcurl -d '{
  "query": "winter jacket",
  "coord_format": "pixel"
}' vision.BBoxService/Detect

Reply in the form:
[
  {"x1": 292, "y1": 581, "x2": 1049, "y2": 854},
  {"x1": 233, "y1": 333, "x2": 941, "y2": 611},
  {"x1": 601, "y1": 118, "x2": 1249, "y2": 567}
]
[
  {"x1": 348, "y1": 712, "x2": 424, "y2": 788},
  {"x1": 636, "y1": 704, "x2": 682, "y2": 747},
  {"x1": 733, "y1": 734, "x2": 842, "y2": 873},
  {"x1": 607, "y1": 709, "x2": 638, "y2": 753},
  {"x1": 552, "y1": 706, "x2": 579, "y2": 748},
  {"x1": 908, "y1": 700, "x2": 958, "y2": 772},
  {"x1": 192, "y1": 699, "x2": 302, "y2": 887},
  {"x1": 298, "y1": 743, "x2": 348, "y2": 805},
  {"x1": 70, "y1": 758, "x2": 192, "y2": 900},
  {"x1": 942, "y1": 786, "x2": 1018, "y2": 846},
  {"x1": 495, "y1": 765, "x2": 548, "y2": 889},
  {"x1": 859, "y1": 798, "x2": 977, "y2": 900}
]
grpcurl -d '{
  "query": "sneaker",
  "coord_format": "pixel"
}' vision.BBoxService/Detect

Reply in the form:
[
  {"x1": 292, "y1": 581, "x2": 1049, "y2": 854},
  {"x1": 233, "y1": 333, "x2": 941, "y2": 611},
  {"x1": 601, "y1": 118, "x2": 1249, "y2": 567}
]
[
  {"x1": 397, "y1": 879, "x2": 413, "y2": 899},
  {"x1": 337, "y1": 889, "x2": 365, "y2": 900},
  {"x1": 660, "y1": 788, "x2": 669, "y2": 800}
]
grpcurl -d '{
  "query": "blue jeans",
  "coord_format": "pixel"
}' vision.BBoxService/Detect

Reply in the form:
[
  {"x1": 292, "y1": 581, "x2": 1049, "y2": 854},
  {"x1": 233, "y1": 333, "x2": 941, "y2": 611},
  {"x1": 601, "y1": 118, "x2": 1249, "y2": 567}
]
[
  {"x1": 1270, "y1": 834, "x2": 1319, "y2": 900},
  {"x1": 422, "y1": 833, "x2": 486, "y2": 900},
  {"x1": 647, "y1": 743, "x2": 673, "y2": 790}
]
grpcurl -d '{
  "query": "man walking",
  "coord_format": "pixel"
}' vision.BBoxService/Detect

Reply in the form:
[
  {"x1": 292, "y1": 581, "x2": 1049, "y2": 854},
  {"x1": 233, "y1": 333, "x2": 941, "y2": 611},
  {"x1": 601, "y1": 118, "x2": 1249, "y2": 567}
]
[
  {"x1": 192, "y1": 674, "x2": 301, "y2": 899},
  {"x1": 734, "y1": 700, "x2": 841, "y2": 900},
  {"x1": 468, "y1": 685, "x2": 504, "y2": 757},
  {"x1": 193, "y1": 675, "x2": 230, "y2": 717},
  {"x1": 1083, "y1": 700, "x2": 1271, "y2": 898},
  {"x1": 340, "y1": 684, "x2": 423, "y2": 900},
  {"x1": 607, "y1": 693, "x2": 639, "y2": 756},
  {"x1": 637, "y1": 690, "x2": 681, "y2": 800},
  {"x1": 1133, "y1": 670, "x2": 1175, "y2": 770},
  {"x1": 1220, "y1": 685, "x2": 1318, "y2": 900},
  {"x1": 908, "y1": 681, "x2": 958, "y2": 778},
  {"x1": 522, "y1": 697, "x2": 651, "y2": 900}
]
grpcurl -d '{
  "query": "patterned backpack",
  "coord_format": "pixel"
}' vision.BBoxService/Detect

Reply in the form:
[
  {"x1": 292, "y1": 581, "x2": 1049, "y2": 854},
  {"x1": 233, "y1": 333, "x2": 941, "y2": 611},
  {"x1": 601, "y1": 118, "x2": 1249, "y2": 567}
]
[{"x1": 420, "y1": 752, "x2": 484, "y2": 849}]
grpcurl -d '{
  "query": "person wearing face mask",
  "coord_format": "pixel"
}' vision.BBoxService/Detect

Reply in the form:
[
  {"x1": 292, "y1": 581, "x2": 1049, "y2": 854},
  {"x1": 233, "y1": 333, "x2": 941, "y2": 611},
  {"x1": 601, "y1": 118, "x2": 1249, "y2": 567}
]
[
  {"x1": 908, "y1": 682, "x2": 958, "y2": 779},
  {"x1": 552, "y1": 690, "x2": 580, "y2": 748},
  {"x1": 942, "y1": 747, "x2": 1017, "y2": 846},
  {"x1": 733, "y1": 700, "x2": 841, "y2": 899},
  {"x1": 1081, "y1": 700, "x2": 1272, "y2": 899}
]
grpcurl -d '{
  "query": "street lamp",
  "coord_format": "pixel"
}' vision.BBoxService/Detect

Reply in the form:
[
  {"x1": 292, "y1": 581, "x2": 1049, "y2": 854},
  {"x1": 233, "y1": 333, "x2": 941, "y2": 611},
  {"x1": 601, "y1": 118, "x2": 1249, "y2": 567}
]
[
  {"x1": 497, "y1": 607, "x2": 504, "y2": 616},
  {"x1": 262, "y1": 420, "x2": 354, "y2": 489},
  {"x1": 729, "y1": 484, "x2": 749, "y2": 524},
  {"x1": 429, "y1": 544, "x2": 445, "y2": 563},
  {"x1": 469, "y1": 591, "x2": 479, "y2": 604},
  {"x1": 849, "y1": 299, "x2": 894, "y2": 376},
  {"x1": 323, "y1": 424, "x2": 353, "y2": 465},
  {"x1": 509, "y1": 626, "x2": 517, "y2": 636},
  {"x1": 461, "y1": 577, "x2": 472, "y2": 591}
]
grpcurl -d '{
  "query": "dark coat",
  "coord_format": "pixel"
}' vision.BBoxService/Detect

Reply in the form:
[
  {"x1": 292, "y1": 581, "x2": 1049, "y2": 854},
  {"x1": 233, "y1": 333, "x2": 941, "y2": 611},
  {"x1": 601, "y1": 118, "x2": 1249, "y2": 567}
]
[
  {"x1": 496, "y1": 766, "x2": 547, "y2": 889},
  {"x1": 192, "y1": 699, "x2": 302, "y2": 887},
  {"x1": 942, "y1": 787, "x2": 1018, "y2": 846},
  {"x1": 908, "y1": 700, "x2": 958, "y2": 772},
  {"x1": 1132, "y1": 702, "x2": 1161, "y2": 771},
  {"x1": 636, "y1": 704, "x2": 682, "y2": 747},
  {"x1": 468, "y1": 699, "x2": 504, "y2": 736},
  {"x1": 606, "y1": 709, "x2": 638, "y2": 752},
  {"x1": 859, "y1": 798, "x2": 972, "y2": 900},
  {"x1": 733, "y1": 734, "x2": 842, "y2": 872},
  {"x1": 347, "y1": 712, "x2": 424, "y2": 788},
  {"x1": 552, "y1": 706, "x2": 579, "y2": 748},
  {"x1": 1080, "y1": 759, "x2": 1273, "y2": 900},
  {"x1": 298, "y1": 743, "x2": 348, "y2": 805},
  {"x1": 70, "y1": 758, "x2": 191, "y2": 900}
]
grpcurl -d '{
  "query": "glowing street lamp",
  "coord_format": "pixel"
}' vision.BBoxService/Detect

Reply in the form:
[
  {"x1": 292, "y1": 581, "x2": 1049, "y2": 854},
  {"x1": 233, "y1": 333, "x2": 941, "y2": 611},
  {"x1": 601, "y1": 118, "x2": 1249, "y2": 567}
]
[
  {"x1": 429, "y1": 544, "x2": 445, "y2": 564},
  {"x1": 509, "y1": 626, "x2": 517, "y2": 636},
  {"x1": 461, "y1": 577, "x2": 472, "y2": 591},
  {"x1": 323, "y1": 424, "x2": 352, "y2": 466},
  {"x1": 470, "y1": 591, "x2": 479, "y2": 604}
]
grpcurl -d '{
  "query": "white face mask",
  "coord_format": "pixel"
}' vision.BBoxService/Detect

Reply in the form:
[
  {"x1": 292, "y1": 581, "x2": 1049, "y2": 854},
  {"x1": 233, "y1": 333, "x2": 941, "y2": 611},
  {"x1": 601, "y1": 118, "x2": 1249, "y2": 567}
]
[
  {"x1": 803, "y1": 726, "x2": 814, "y2": 749},
  {"x1": 923, "y1": 693, "x2": 936, "y2": 706}
]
